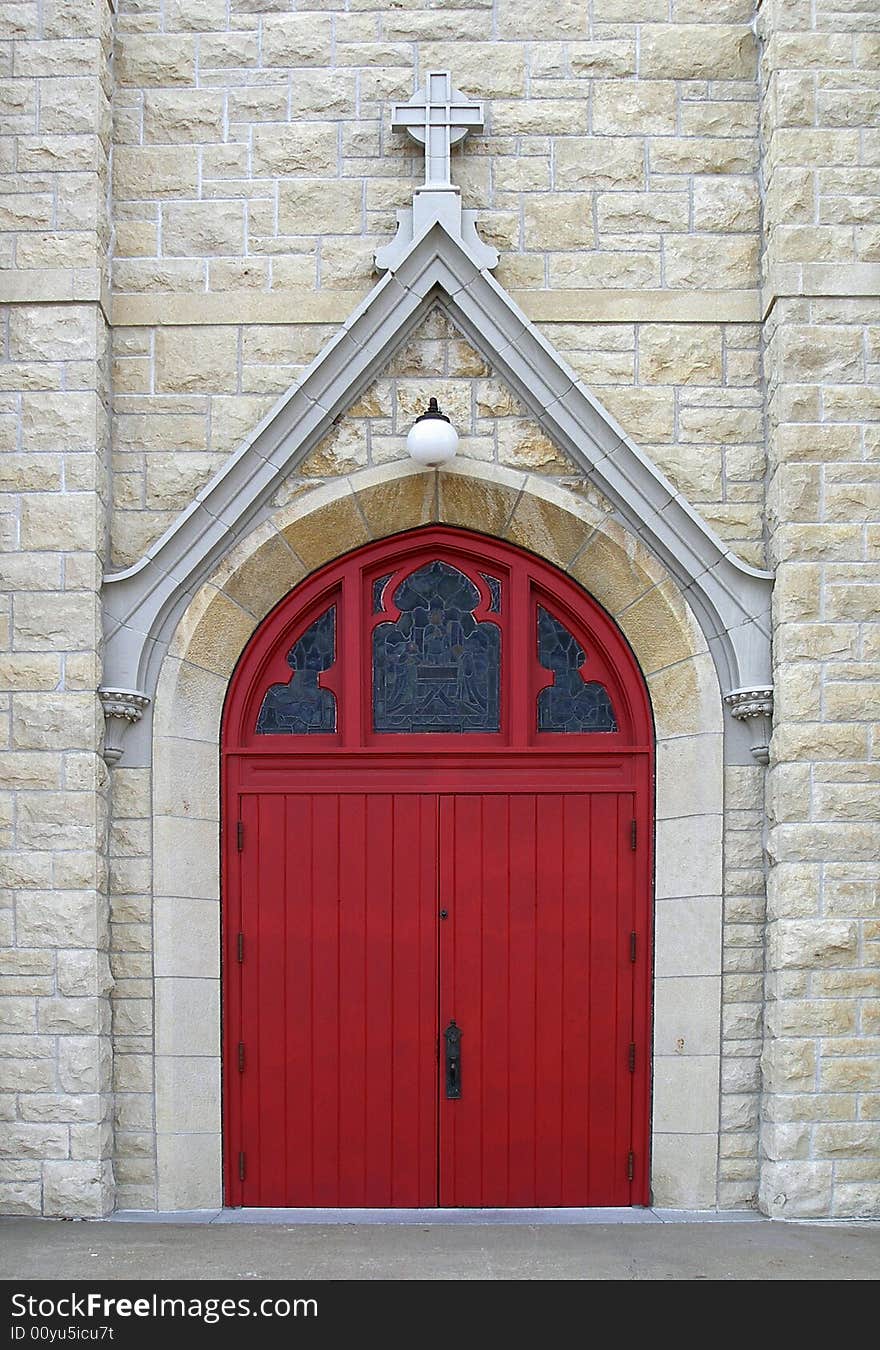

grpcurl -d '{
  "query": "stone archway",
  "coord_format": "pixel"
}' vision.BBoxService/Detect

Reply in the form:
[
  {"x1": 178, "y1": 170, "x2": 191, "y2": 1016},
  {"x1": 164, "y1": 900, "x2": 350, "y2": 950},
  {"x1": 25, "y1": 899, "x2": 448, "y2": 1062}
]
[{"x1": 149, "y1": 461, "x2": 724, "y2": 1211}]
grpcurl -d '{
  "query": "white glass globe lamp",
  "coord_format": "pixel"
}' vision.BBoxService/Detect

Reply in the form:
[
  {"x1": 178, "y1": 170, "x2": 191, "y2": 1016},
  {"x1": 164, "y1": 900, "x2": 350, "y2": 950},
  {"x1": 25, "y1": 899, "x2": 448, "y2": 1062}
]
[{"x1": 406, "y1": 398, "x2": 459, "y2": 468}]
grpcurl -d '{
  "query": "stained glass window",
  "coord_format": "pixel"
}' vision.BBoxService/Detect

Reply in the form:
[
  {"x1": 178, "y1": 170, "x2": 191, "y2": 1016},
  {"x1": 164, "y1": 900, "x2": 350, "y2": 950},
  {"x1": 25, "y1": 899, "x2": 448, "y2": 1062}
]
[
  {"x1": 373, "y1": 561, "x2": 500, "y2": 733},
  {"x1": 536, "y1": 607, "x2": 617, "y2": 733},
  {"x1": 256, "y1": 606, "x2": 337, "y2": 734},
  {"x1": 372, "y1": 574, "x2": 393, "y2": 614},
  {"x1": 479, "y1": 572, "x2": 502, "y2": 613}
]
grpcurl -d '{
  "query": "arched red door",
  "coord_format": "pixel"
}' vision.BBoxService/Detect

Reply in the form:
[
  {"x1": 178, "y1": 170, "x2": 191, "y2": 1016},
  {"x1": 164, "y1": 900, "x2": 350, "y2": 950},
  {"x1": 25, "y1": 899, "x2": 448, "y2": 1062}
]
[{"x1": 222, "y1": 527, "x2": 653, "y2": 1208}]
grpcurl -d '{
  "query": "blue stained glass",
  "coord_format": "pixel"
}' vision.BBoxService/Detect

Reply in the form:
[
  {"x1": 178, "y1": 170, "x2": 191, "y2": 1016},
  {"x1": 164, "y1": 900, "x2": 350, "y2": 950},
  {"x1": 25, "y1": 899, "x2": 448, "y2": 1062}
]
[
  {"x1": 373, "y1": 560, "x2": 500, "y2": 733},
  {"x1": 372, "y1": 574, "x2": 393, "y2": 614},
  {"x1": 256, "y1": 606, "x2": 337, "y2": 734},
  {"x1": 536, "y1": 607, "x2": 617, "y2": 733},
  {"x1": 479, "y1": 572, "x2": 502, "y2": 613}
]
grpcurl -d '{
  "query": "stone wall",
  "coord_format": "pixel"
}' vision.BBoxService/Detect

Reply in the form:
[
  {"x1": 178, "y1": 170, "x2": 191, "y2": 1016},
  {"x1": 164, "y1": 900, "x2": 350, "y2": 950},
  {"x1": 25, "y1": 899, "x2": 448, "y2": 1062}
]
[
  {"x1": 0, "y1": 0, "x2": 115, "y2": 1217},
  {"x1": 109, "y1": 0, "x2": 767, "y2": 571},
  {"x1": 759, "y1": 0, "x2": 880, "y2": 1218}
]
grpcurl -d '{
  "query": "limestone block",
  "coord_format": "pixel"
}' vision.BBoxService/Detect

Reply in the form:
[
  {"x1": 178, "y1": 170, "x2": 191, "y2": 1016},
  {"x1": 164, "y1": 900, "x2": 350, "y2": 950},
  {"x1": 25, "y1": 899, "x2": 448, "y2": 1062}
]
[
  {"x1": 154, "y1": 327, "x2": 238, "y2": 394},
  {"x1": 651, "y1": 1132, "x2": 718, "y2": 1209},
  {"x1": 639, "y1": 325, "x2": 723, "y2": 385},
  {"x1": 153, "y1": 898, "x2": 219, "y2": 979},
  {"x1": 592, "y1": 81, "x2": 678, "y2": 136},
  {"x1": 156, "y1": 1056, "x2": 220, "y2": 1134},
  {"x1": 301, "y1": 422, "x2": 368, "y2": 478},
  {"x1": 0, "y1": 1122, "x2": 68, "y2": 1159},
  {"x1": 21, "y1": 392, "x2": 96, "y2": 450},
  {"x1": 640, "y1": 23, "x2": 756, "y2": 79},
  {"x1": 650, "y1": 137, "x2": 757, "y2": 176},
  {"x1": 596, "y1": 192, "x2": 689, "y2": 235},
  {"x1": 16, "y1": 890, "x2": 100, "y2": 948},
  {"x1": 278, "y1": 179, "x2": 362, "y2": 236},
  {"x1": 355, "y1": 472, "x2": 437, "y2": 539},
  {"x1": 12, "y1": 693, "x2": 98, "y2": 751},
  {"x1": 252, "y1": 124, "x2": 338, "y2": 176},
  {"x1": 647, "y1": 652, "x2": 722, "y2": 740},
  {"x1": 209, "y1": 396, "x2": 275, "y2": 455},
  {"x1": 496, "y1": 420, "x2": 570, "y2": 474},
  {"x1": 114, "y1": 147, "x2": 200, "y2": 202},
  {"x1": 656, "y1": 814, "x2": 723, "y2": 900},
  {"x1": 143, "y1": 91, "x2": 224, "y2": 144},
  {"x1": 156, "y1": 1132, "x2": 222, "y2": 1210},
  {"x1": 569, "y1": 41, "x2": 635, "y2": 77},
  {"x1": 261, "y1": 14, "x2": 332, "y2": 67},
  {"x1": 653, "y1": 901, "x2": 723, "y2": 977},
  {"x1": 833, "y1": 1184, "x2": 880, "y2": 1219},
  {"x1": 9, "y1": 305, "x2": 96, "y2": 362},
  {"x1": 20, "y1": 494, "x2": 97, "y2": 552},
  {"x1": 497, "y1": 0, "x2": 588, "y2": 37},
  {"x1": 693, "y1": 179, "x2": 761, "y2": 233},
  {"x1": 155, "y1": 978, "x2": 219, "y2": 1058},
  {"x1": 554, "y1": 138, "x2": 646, "y2": 191},
  {"x1": 43, "y1": 1160, "x2": 113, "y2": 1219},
  {"x1": 278, "y1": 491, "x2": 371, "y2": 570},
  {"x1": 503, "y1": 492, "x2": 590, "y2": 569},
  {"x1": 656, "y1": 736, "x2": 723, "y2": 821},
  {"x1": 821, "y1": 1058, "x2": 880, "y2": 1093},
  {"x1": 116, "y1": 36, "x2": 196, "y2": 88},
  {"x1": 0, "y1": 1183, "x2": 41, "y2": 1216},
  {"x1": 15, "y1": 135, "x2": 97, "y2": 173},
  {"x1": 162, "y1": 202, "x2": 245, "y2": 256},
  {"x1": 57, "y1": 951, "x2": 112, "y2": 999},
  {"x1": 59, "y1": 1037, "x2": 109, "y2": 1095},
  {"x1": 654, "y1": 1056, "x2": 720, "y2": 1135},
  {"x1": 598, "y1": 387, "x2": 674, "y2": 442},
  {"x1": 664, "y1": 235, "x2": 760, "y2": 290},
  {"x1": 492, "y1": 101, "x2": 588, "y2": 136},
  {"x1": 653, "y1": 977, "x2": 721, "y2": 1057},
  {"x1": 438, "y1": 472, "x2": 520, "y2": 537},
  {"x1": 774, "y1": 920, "x2": 859, "y2": 971},
  {"x1": 289, "y1": 72, "x2": 357, "y2": 119},
  {"x1": 420, "y1": 43, "x2": 526, "y2": 98},
  {"x1": 779, "y1": 326, "x2": 864, "y2": 383}
]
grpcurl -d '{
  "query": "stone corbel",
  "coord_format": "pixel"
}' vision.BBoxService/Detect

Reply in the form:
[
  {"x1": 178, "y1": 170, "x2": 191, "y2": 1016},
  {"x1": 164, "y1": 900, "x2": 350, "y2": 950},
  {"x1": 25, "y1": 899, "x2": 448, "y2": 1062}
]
[
  {"x1": 98, "y1": 687, "x2": 151, "y2": 766},
  {"x1": 724, "y1": 687, "x2": 774, "y2": 766}
]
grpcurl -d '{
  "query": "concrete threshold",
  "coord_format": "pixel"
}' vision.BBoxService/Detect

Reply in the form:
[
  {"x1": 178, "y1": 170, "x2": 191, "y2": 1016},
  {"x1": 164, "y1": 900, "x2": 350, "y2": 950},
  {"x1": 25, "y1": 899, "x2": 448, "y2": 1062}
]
[{"x1": 109, "y1": 1206, "x2": 767, "y2": 1226}]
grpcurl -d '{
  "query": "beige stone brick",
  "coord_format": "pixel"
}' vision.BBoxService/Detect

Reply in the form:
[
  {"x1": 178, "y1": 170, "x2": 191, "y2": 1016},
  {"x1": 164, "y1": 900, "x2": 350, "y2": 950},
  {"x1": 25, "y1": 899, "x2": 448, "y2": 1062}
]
[
  {"x1": 19, "y1": 495, "x2": 97, "y2": 552},
  {"x1": 154, "y1": 327, "x2": 238, "y2": 395},
  {"x1": 639, "y1": 326, "x2": 723, "y2": 385},
  {"x1": 289, "y1": 72, "x2": 357, "y2": 119},
  {"x1": 116, "y1": 35, "x2": 196, "y2": 88},
  {"x1": 650, "y1": 137, "x2": 757, "y2": 176},
  {"x1": 569, "y1": 41, "x2": 636, "y2": 78},
  {"x1": 523, "y1": 196, "x2": 593, "y2": 250},
  {"x1": 596, "y1": 192, "x2": 689, "y2": 235},
  {"x1": 664, "y1": 235, "x2": 760, "y2": 289},
  {"x1": 143, "y1": 91, "x2": 224, "y2": 144},
  {"x1": 693, "y1": 179, "x2": 761, "y2": 233},
  {"x1": 592, "y1": 82, "x2": 678, "y2": 137},
  {"x1": 277, "y1": 179, "x2": 362, "y2": 237},
  {"x1": 641, "y1": 24, "x2": 756, "y2": 80},
  {"x1": 252, "y1": 125, "x2": 338, "y2": 176},
  {"x1": 261, "y1": 14, "x2": 332, "y2": 67},
  {"x1": 420, "y1": 44, "x2": 526, "y2": 98},
  {"x1": 113, "y1": 147, "x2": 199, "y2": 201},
  {"x1": 162, "y1": 202, "x2": 245, "y2": 257}
]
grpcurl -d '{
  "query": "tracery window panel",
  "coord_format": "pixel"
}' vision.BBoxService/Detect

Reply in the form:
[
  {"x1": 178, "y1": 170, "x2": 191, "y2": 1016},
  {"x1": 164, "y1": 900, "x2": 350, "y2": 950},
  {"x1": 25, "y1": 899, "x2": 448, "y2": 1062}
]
[
  {"x1": 536, "y1": 606, "x2": 617, "y2": 733},
  {"x1": 373, "y1": 560, "x2": 500, "y2": 733},
  {"x1": 256, "y1": 605, "x2": 337, "y2": 734}
]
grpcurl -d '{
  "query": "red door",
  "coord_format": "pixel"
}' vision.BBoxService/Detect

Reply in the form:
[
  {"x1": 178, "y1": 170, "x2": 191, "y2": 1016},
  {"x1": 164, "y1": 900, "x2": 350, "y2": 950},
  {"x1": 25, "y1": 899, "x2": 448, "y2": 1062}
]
[{"x1": 223, "y1": 528, "x2": 653, "y2": 1208}]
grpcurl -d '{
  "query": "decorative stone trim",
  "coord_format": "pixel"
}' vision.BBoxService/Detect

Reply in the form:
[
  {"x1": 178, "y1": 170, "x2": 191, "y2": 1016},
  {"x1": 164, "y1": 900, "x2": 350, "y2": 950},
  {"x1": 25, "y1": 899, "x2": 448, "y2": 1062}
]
[
  {"x1": 98, "y1": 687, "x2": 151, "y2": 765},
  {"x1": 724, "y1": 687, "x2": 773, "y2": 765}
]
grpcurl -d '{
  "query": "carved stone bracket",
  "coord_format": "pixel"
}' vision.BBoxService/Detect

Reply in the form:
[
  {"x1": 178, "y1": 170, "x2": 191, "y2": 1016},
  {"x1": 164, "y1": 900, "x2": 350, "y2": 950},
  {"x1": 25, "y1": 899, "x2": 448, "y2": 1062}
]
[
  {"x1": 724, "y1": 686, "x2": 774, "y2": 765},
  {"x1": 98, "y1": 687, "x2": 151, "y2": 766}
]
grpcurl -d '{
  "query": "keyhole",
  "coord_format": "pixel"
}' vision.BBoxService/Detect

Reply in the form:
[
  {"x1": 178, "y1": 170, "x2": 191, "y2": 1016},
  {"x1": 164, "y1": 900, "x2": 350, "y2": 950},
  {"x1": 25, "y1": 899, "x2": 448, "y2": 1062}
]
[{"x1": 439, "y1": 909, "x2": 449, "y2": 919}]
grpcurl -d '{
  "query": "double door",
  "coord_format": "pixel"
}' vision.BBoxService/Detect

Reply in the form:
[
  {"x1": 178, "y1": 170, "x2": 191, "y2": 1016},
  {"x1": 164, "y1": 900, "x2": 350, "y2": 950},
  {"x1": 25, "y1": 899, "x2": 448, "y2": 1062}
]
[{"x1": 225, "y1": 786, "x2": 641, "y2": 1208}]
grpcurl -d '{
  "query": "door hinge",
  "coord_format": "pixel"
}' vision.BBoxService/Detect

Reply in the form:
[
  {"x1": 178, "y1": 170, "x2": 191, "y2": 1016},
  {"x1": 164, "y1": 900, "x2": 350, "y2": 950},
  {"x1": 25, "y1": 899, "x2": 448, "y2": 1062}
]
[
  {"x1": 238, "y1": 1042, "x2": 245, "y2": 1073},
  {"x1": 236, "y1": 931, "x2": 244, "y2": 963},
  {"x1": 238, "y1": 1151, "x2": 246, "y2": 1181},
  {"x1": 627, "y1": 1151, "x2": 635, "y2": 1183},
  {"x1": 630, "y1": 819, "x2": 637, "y2": 851},
  {"x1": 236, "y1": 820, "x2": 244, "y2": 851},
  {"x1": 629, "y1": 931, "x2": 637, "y2": 963},
  {"x1": 628, "y1": 1043, "x2": 636, "y2": 1073}
]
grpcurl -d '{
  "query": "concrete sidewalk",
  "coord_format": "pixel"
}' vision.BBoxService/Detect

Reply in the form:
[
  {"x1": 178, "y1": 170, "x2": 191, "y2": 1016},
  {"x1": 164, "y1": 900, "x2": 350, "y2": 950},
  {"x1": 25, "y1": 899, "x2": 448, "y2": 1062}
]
[{"x1": 0, "y1": 1214, "x2": 877, "y2": 1280}]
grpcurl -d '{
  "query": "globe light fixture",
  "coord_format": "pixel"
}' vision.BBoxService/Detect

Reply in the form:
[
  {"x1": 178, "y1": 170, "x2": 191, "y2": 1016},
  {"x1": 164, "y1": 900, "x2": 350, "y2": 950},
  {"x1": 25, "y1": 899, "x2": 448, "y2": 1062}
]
[{"x1": 406, "y1": 397, "x2": 459, "y2": 468}]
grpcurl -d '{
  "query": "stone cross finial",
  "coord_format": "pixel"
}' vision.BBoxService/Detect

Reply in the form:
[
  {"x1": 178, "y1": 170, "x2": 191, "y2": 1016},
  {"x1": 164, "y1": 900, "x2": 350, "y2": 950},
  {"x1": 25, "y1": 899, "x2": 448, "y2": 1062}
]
[
  {"x1": 391, "y1": 70, "x2": 484, "y2": 189},
  {"x1": 376, "y1": 70, "x2": 498, "y2": 273}
]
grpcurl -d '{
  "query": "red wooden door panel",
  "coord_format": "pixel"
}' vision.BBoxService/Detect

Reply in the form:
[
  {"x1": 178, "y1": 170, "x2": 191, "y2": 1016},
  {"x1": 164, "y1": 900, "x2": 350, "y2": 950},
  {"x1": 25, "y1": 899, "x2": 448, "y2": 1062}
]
[
  {"x1": 438, "y1": 792, "x2": 636, "y2": 1207},
  {"x1": 229, "y1": 791, "x2": 439, "y2": 1207}
]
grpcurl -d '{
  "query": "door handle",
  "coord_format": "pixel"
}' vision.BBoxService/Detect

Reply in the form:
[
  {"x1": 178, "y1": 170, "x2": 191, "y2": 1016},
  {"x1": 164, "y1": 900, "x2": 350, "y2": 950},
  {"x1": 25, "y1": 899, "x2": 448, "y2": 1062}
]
[{"x1": 444, "y1": 1019, "x2": 462, "y2": 1099}]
